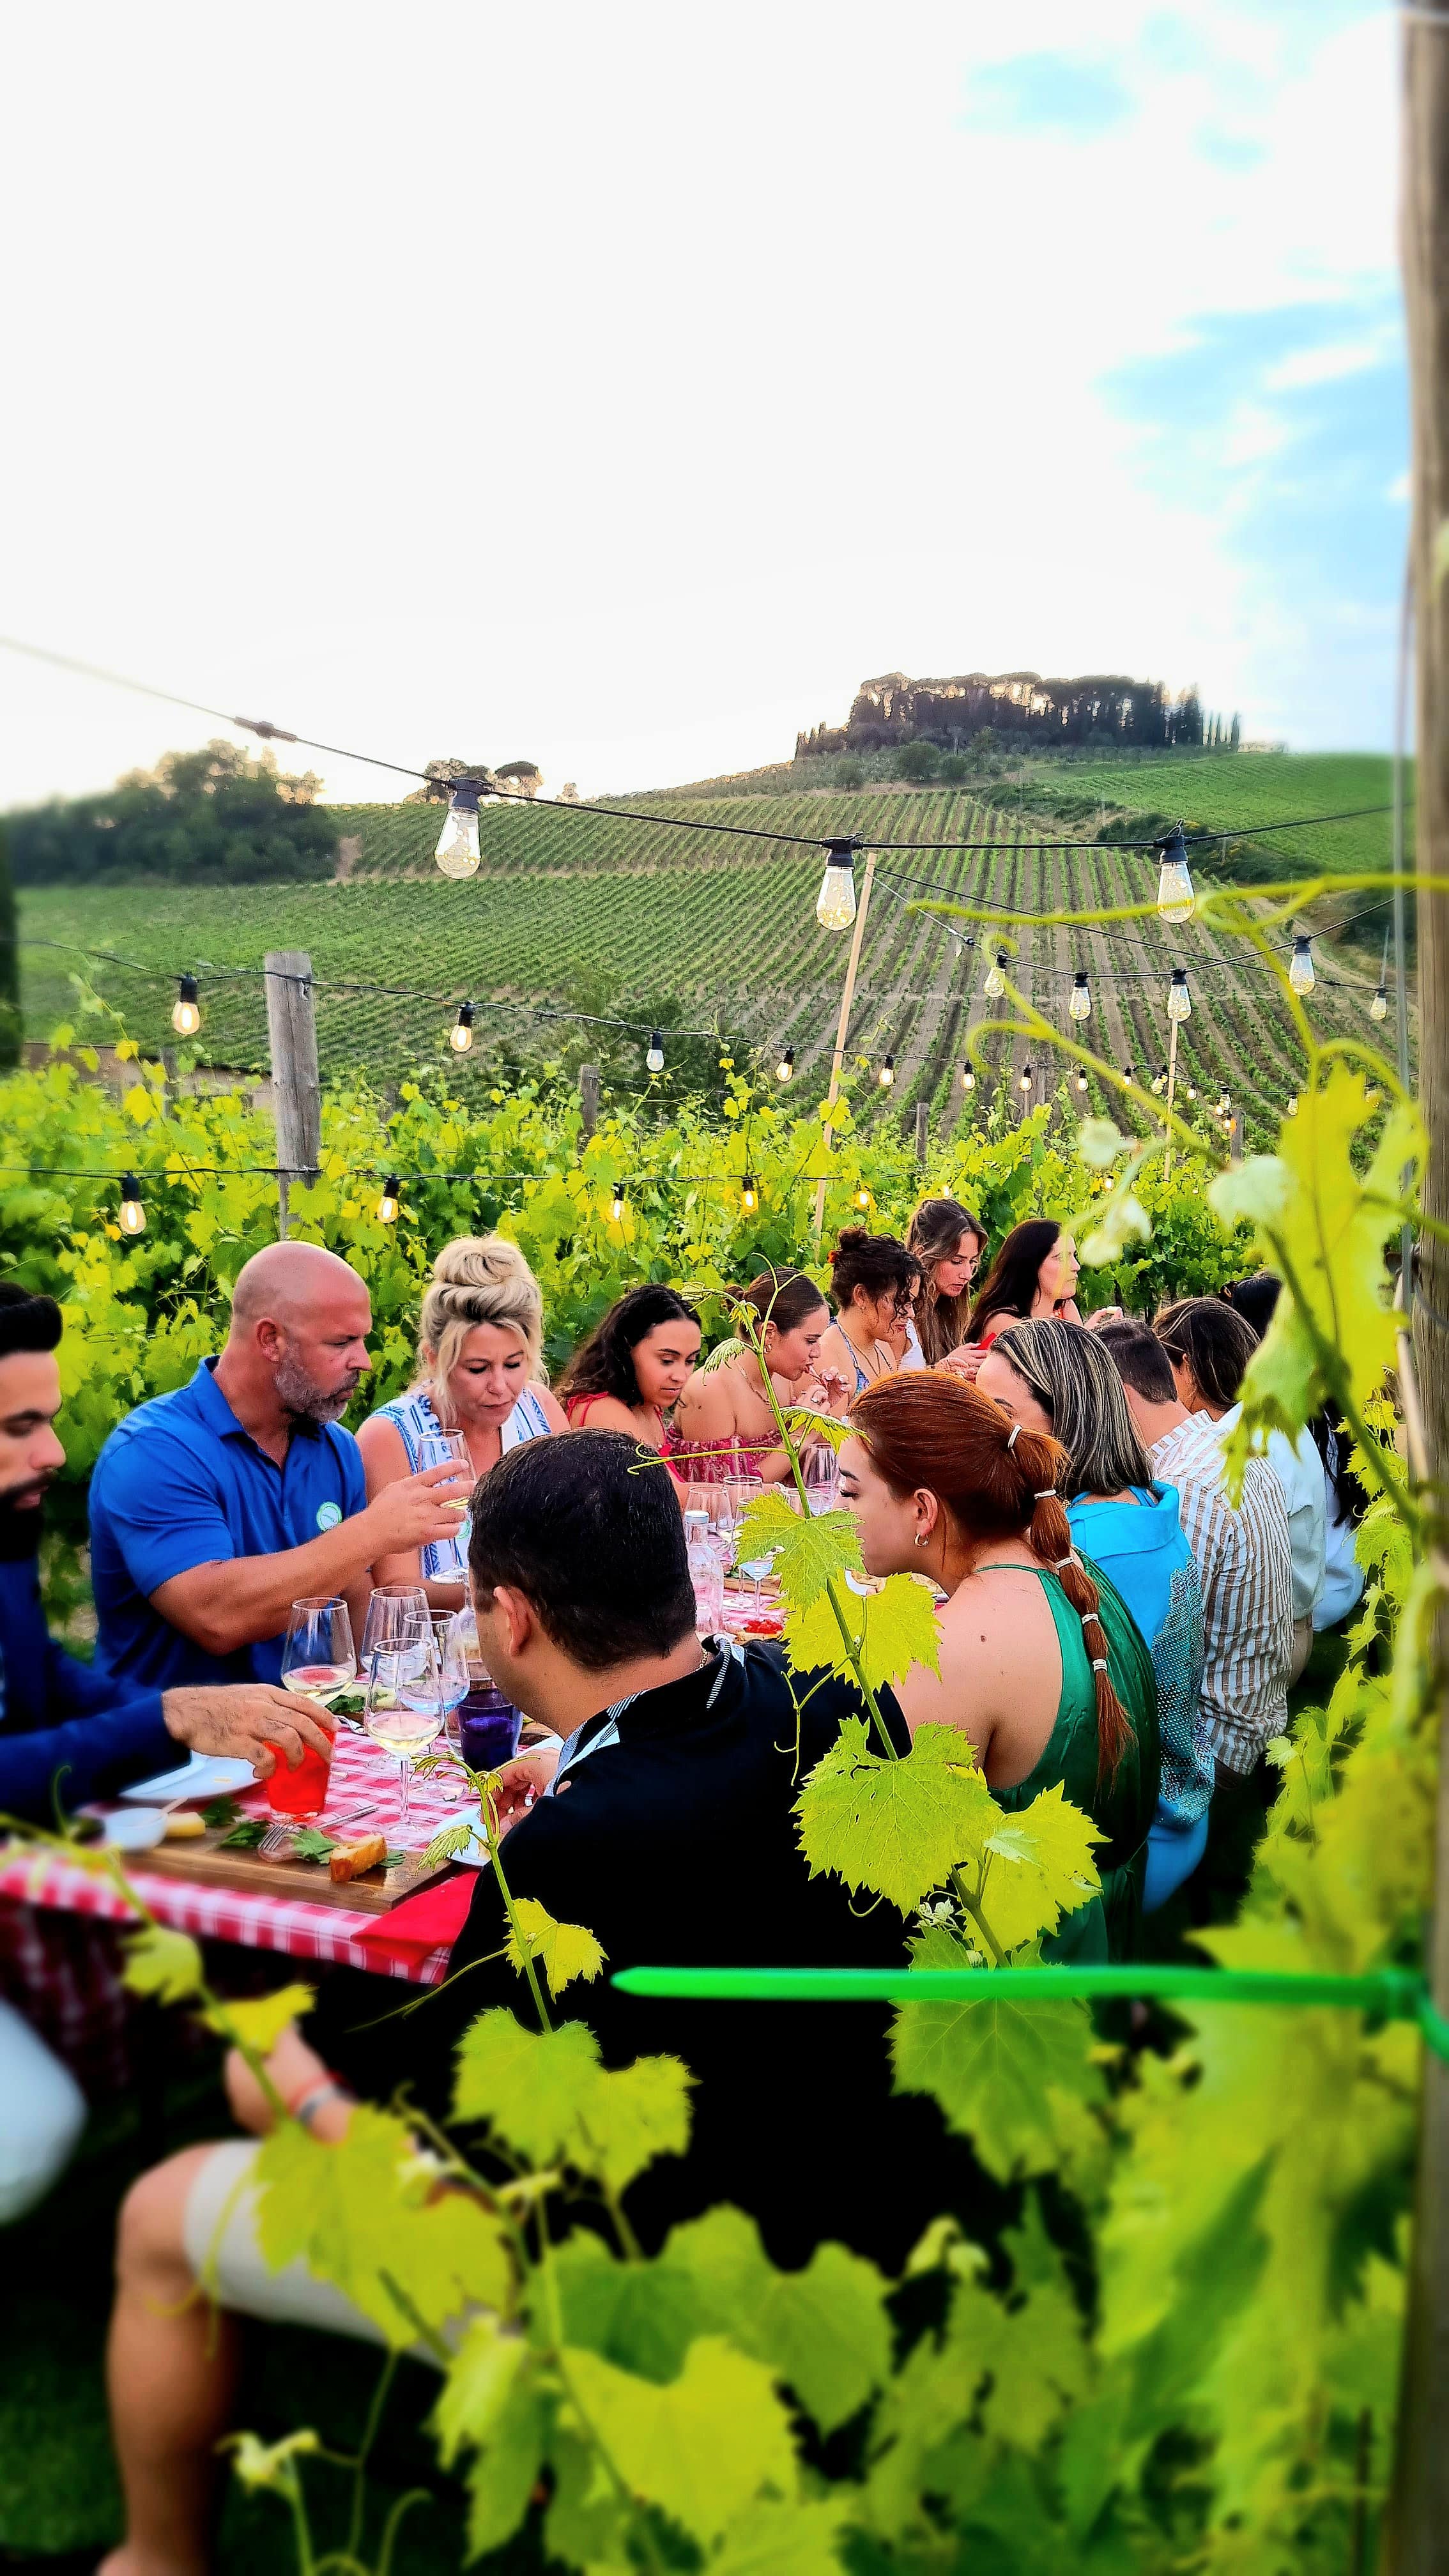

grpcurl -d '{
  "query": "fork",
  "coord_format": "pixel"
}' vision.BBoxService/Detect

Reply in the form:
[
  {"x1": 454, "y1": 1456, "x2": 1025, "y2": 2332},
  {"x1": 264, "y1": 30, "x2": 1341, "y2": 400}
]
[{"x1": 258, "y1": 1803, "x2": 378, "y2": 1860}]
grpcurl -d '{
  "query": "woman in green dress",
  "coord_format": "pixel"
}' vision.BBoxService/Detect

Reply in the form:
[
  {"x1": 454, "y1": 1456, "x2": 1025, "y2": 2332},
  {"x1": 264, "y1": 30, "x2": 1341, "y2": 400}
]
[{"x1": 839, "y1": 1370, "x2": 1160, "y2": 1959}]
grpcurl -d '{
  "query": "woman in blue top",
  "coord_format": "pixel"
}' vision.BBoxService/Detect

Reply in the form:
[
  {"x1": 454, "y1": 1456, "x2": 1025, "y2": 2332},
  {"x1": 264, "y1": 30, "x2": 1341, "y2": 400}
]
[
  {"x1": 358, "y1": 1236, "x2": 567, "y2": 1612},
  {"x1": 977, "y1": 1317, "x2": 1213, "y2": 1911}
]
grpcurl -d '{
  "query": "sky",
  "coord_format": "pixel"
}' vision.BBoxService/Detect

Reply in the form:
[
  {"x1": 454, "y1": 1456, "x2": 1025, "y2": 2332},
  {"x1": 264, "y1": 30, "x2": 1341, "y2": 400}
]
[{"x1": 0, "y1": 1, "x2": 1406, "y2": 809}]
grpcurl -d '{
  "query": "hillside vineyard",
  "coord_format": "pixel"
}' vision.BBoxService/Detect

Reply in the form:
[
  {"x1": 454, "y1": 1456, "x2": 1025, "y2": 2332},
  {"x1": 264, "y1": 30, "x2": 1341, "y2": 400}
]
[{"x1": 17, "y1": 783, "x2": 1400, "y2": 1148}]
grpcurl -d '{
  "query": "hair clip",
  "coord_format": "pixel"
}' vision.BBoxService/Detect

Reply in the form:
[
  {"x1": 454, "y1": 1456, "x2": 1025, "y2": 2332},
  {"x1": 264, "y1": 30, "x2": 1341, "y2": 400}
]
[
  {"x1": 1081, "y1": 1608, "x2": 1103, "y2": 1629},
  {"x1": 1054, "y1": 1552, "x2": 1076, "y2": 1571},
  {"x1": 1034, "y1": 1486, "x2": 1057, "y2": 1501},
  {"x1": 1091, "y1": 1657, "x2": 1108, "y2": 1673},
  {"x1": 1005, "y1": 1422, "x2": 1021, "y2": 1450}
]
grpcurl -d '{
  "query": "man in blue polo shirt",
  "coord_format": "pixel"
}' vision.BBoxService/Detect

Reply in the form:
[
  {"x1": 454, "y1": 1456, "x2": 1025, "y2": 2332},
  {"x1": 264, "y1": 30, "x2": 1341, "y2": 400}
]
[{"x1": 91, "y1": 1241, "x2": 466, "y2": 1690}]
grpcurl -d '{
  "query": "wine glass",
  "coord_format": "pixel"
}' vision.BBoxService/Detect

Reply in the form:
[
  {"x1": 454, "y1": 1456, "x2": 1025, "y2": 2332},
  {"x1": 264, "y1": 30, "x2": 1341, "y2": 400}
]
[
  {"x1": 416, "y1": 1429, "x2": 473, "y2": 1551},
  {"x1": 280, "y1": 1598, "x2": 356, "y2": 1705},
  {"x1": 804, "y1": 1443, "x2": 839, "y2": 1517},
  {"x1": 361, "y1": 1584, "x2": 431, "y2": 1665},
  {"x1": 432, "y1": 1612, "x2": 472, "y2": 1763},
  {"x1": 364, "y1": 1624, "x2": 442, "y2": 1830}
]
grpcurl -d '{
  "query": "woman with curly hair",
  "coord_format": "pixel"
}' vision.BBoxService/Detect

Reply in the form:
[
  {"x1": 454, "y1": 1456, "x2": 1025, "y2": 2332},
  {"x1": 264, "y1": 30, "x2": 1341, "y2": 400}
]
[{"x1": 556, "y1": 1285, "x2": 702, "y2": 1458}]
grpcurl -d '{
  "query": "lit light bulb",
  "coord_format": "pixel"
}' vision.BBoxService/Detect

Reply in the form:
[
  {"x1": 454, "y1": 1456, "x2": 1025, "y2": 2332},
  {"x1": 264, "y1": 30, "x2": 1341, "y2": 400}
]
[
  {"x1": 376, "y1": 1175, "x2": 400, "y2": 1225},
  {"x1": 1155, "y1": 823, "x2": 1195, "y2": 924},
  {"x1": 1289, "y1": 936, "x2": 1315, "y2": 995},
  {"x1": 1068, "y1": 972, "x2": 1092, "y2": 1021},
  {"x1": 1151, "y1": 1066, "x2": 1167, "y2": 1096},
  {"x1": 1123, "y1": 1066, "x2": 1134, "y2": 1084},
  {"x1": 434, "y1": 781, "x2": 483, "y2": 878},
  {"x1": 646, "y1": 1030, "x2": 665, "y2": 1073},
  {"x1": 740, "y1": 1172, "x2": 759, "y2": 1215},
  {"x1": 1218, "y1": 1090, "x2": 1231, "y2": 1117},
  {"x1": 855, "y1": 1183, "x2": 871, "y2": 1209},
  {"x1": 1370, "y1": 985, "x2": 1389, "y2": 1022},
  {"x1": 960, "y1": 1064, "x2": 976, "y2": 1092},
  {"x1": 878, "y1": 1054, "x2": 895, "y2": 1089},
  {"x1": 171, "y1": 974, "x2": 201, "y2": 1038},
  {"x1": 1075, "y1": 1070, "x2": 1088, "y2": 1092},
  {"x1": 815, "y1": 838, "x2": 858, "y2": 930},
  {"x1": 1019, "y1": 1064, "x2": 1032, "y2": 1093},
  {"x1": 1167, "y1": 967, "x2": 1192, "y2": 1022},
  {"x1": 1186, "y1": 1084, "x2": 1197, "y2": 1101},
  {"x1": 776, "y1": 1046, "x2": 795, "y2": 1082},
  {"x1": 611, "y1": 1183, "x2": 625, "y2": 1223},
  {"x1": 985, "y1": 951, "x2": 1008, "y2": 999},
  {"x1": 118, "y1": 1172, "x2": 146, "y2": 1237},
  {"x1": 450, "y1": 1002, "x2": 475, "y2": 1054},
  {"x1": 1286, "y1": 1094, "x2": 1299, "y2": 1116}
]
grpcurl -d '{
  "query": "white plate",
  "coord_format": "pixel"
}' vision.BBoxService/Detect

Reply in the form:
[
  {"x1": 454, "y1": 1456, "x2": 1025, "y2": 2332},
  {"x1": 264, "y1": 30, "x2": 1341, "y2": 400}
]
[
  {"x1": 119, "y1": 1752, "x2": 257, "y2": 1805},
  {"x1": 103, "y1": 1807, "x2": 170, "y2": 1851}
]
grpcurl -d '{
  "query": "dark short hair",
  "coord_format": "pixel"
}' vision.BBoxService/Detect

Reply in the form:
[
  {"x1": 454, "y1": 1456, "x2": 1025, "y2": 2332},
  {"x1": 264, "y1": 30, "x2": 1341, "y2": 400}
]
[
  {"x1": 467, "y1": 1428, "x2": 694, "y2": 1670},
  {"x1": 0, "y1": 1283, "x2": 62, "y2": 1361},
  {"x1": 1094, "y1": 1317, "x2": 1177, "y2": 1406},
  {"x1": 1223, "y1": 1271, "x2": 1282, "y2": 1340},
  {"x1": 1155, "y1": 1296, "x2": 1258, "y2": 1411}
]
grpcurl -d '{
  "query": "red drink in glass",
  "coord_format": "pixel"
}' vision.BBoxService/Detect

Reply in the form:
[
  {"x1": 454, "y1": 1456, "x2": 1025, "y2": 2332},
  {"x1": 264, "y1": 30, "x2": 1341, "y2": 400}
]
[{"x1": 264, "y1": 1738, "x2": 332, "y2": 1818}]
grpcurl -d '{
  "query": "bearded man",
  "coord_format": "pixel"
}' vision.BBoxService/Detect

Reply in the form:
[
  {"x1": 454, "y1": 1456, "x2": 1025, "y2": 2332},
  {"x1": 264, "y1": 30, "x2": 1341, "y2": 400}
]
[{"x1": 89, "y1": 1241, "x2": 465, "y2": 1690}]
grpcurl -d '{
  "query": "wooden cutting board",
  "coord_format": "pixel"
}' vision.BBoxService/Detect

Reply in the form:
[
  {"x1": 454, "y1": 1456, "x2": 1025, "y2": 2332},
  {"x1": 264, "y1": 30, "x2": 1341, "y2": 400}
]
[{"x1": 139, "y1": 1827, "x2": 461, "y2": 1913}]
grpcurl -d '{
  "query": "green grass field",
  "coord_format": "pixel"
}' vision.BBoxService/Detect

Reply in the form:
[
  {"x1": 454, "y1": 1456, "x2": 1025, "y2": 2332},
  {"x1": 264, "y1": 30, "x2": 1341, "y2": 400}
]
[{"x1": 17, "y1": 760, "x2": 1406, "y2": 1151}]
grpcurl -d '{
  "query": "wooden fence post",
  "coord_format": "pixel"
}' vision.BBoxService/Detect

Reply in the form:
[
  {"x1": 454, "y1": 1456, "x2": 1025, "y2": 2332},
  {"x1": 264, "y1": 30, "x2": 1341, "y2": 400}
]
[
  {"x1": 264, "y1": 949, "x2": 321, "y2": 1241},
  {"x1": 813, "y1": 852, "x2": 878, "y2": 1241},
  {"x1": 914, "y1": 1100, "x2": 929, "y2": 1166},
  {"x1": 579, "y1": 1064, "x2": 600, "y2": 1139},
  {"x1": 1385, "y1": 17, "x2": 1449, "y2": 2569}
]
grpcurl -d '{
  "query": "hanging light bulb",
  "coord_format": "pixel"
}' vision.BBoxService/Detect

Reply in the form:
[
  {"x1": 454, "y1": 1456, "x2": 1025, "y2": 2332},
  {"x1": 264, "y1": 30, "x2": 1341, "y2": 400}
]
[
  {"x1": 118, "y1": 1172, "x2": 146, "y2": 1238},
  {"x1": 449, "y1": 1002, "x2": 476, "y2": 1054},
  {"x1": 1289, "y1": 936, "x2": 1315, "y2": 995},
  {"x1": 1019, "y1": 1064, "x2": 1033, "y2": 1093},
  {"x1": 776, "y1": 1045, "x2": 795, "y2": 1082},
  {"x1": 740, "y1": 1172, "x2": 759, "y2": 1215},
  {"x1": 1155, "y1": 823, "x2": 1195, "y2": 924},
  {"x1": 1075, "y1": 1068, "x2": 1089, "y2": 1092},
  {"x1": 1167, "y1": 967, "x2": 1192, "y2": 1022},
  {"x1": 855, "y1": 1181, "x2": 871, "y2": 1209},
  {"x1": 1068, "y1": 971, "x2": 1092, "y2": 1022},
  {"x1": 434, "y1": 781, "x2": 483, "y2": 879},
  {"x1": 611, "y1": 1182, "x2": 625, "y2": 1223},
  {"x1": 984, "y1": 951, "x2": 1008, "y2": 999},
  {"x1": 646, "y1": 1030, "x2": 665, "y2": 1073},
  {"x1": 1123, "y1": 1065, "x2": 1135, "y2": 1084},
  {"x1": 1370, "y1": 984, "x2": 1389, "y2": 1022},
  {"x1": 171, "y1": 974, "x2": 201, "y2": 1038},
  {"x1": 1186, "y1": 1083, "x2": 1197, "y2": 1102},
  {"x1": 1218, "y1": 1088, "x2": 1231, "y2": 1117},
  {"x1": 878, "y1": 1054, "x2": 895, "y2": 1089},
  {"x1": 1286, "y1": 1094, "x2": 1299, "y2": 1116},
  {"x1": 1151, "y1": 1065, "x2": 1167, "y2": 1096},
  {"x1": 960, "y1": 1063, "x2": 976, "y2": 1092},
  {"x1": 375, "y1": 1174, "x2": 401, "y2": 1225},
  {"x1": 815, "y1": 838, "x2": 859, "y2": 930}
]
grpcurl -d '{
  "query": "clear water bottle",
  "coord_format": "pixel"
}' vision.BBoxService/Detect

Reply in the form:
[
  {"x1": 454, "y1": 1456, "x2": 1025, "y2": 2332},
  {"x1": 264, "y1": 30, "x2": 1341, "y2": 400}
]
[{"x1": 684, "y1": 1509, "x2": 724, "y2": 1637}]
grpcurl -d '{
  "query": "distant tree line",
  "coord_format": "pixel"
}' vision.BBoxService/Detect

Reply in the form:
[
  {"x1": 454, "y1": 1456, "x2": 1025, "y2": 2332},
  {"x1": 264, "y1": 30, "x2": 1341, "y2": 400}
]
[
  {"x1": 796, "y1": 669, "x2": 1235, "y2": 760},
  {"x1": 7, "y1": 742, "x2": 339, "y2": 885},
  {"x1": 403, "y1": 758, "x2": 546, "y2": 804}
]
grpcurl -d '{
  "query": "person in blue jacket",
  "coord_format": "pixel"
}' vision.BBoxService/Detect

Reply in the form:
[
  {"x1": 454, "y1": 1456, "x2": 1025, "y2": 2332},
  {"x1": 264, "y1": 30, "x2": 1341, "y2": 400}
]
[
  {"x1": 977, "y1": 1317, "x2": 1214, "y2": 1911},
  {"x1": 0, "y1": 1281, "x2": 334, "y2": 2221}
]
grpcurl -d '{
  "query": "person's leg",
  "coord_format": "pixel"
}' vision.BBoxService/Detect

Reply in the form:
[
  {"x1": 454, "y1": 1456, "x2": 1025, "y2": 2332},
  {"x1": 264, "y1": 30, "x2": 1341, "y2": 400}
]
[
  {"x1": 101, "y1": 2146, "x2": 242, "y2": 2576},
  {"x1": 0, "y1": 1996, "x2": 87, "y2": 2223}
]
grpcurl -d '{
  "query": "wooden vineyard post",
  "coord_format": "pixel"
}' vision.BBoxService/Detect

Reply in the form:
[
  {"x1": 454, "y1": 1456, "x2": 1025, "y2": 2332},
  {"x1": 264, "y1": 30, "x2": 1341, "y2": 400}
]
[
  {"x1": 1163, "y1": 1016, "x2": 1180, "y2": 1181},
  {"x1": 579, "y1": 1064, "x2": 600, "y2": 1139},
  {"x1": 812, "y1": 851, "x2": 877, "y2": 1241},
  {"x1": 264, "y1": 950, "x2": 321, "y2": 1242},
  {"x1": 1386, "y1": 19, "x2": 1449, "y2": 2573},
  {"x1": 915, "y1": 1100, "x2": 929, "y2": 1165}
]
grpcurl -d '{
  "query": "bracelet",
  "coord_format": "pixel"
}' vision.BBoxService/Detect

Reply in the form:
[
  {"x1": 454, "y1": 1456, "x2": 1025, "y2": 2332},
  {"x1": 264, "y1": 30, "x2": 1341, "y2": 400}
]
[{"x1": 286, "y1": 2078, "x2": 354, "y2": 2129}]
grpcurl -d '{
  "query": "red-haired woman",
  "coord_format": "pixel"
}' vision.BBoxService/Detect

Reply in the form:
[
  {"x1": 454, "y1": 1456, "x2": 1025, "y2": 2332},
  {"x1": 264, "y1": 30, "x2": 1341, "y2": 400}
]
[{"x1": 839, "y1": 1371, "x2": 1160, "y2": 1958}]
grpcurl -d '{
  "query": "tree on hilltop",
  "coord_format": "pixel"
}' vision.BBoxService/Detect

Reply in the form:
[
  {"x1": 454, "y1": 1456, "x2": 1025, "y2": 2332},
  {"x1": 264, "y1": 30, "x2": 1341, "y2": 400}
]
[{"x1": 494, "y1": 761, "x2": 543, "y2": 800}]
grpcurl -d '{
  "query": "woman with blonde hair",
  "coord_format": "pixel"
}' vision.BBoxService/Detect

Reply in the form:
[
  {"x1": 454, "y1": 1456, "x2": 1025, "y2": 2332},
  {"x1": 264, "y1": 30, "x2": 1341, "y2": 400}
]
[{"x1": 358, "y1": 1235, "x2": 567, "y2": 1609}]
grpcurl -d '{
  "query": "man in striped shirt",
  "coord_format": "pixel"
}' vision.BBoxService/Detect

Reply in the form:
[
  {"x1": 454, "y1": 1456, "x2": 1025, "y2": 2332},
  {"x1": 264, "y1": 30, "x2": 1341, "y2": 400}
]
[{"x1": 1095, "y1": 1320, "x2": 1293, "y2": 1909}]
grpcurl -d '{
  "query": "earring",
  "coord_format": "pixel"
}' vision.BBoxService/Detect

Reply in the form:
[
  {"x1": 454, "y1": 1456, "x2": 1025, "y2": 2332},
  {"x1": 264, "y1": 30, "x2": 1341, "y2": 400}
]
[{"x1": 914, "y1": 1531, "x2": 928, "y2": 1547}]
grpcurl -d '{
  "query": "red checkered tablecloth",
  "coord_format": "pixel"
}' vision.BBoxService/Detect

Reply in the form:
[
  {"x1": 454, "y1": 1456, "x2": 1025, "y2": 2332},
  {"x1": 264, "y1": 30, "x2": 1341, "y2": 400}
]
[{"x1": 0, "y1": 1728, "x2": 479, "y2": 1987}]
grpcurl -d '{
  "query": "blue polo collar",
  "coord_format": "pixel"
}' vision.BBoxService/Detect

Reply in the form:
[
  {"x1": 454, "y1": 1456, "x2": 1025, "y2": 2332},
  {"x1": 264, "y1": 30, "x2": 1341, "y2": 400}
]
[{"x1": 189, "y1": 1358, "x2": 323, "y2": 1453}]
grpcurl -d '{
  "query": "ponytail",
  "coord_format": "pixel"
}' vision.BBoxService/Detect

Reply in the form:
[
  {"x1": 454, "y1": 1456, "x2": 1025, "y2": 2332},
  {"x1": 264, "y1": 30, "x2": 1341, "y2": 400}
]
[{"x1": 850, "y1": 1372, "x2": 1135, "y2": 1781}]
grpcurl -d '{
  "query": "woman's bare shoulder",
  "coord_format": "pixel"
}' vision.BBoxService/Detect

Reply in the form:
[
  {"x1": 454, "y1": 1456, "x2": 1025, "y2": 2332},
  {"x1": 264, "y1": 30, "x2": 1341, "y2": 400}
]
[{"x1": 565, "y1": 1392, "x2": 650, "y2": 1441}]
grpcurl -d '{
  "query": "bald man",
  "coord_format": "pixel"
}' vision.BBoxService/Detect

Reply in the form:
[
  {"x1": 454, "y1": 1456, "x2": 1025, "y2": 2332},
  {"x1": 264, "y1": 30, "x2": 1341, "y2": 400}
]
[{"x1": 89, "y1": 1243, "x2": 466, "y2": 1690}]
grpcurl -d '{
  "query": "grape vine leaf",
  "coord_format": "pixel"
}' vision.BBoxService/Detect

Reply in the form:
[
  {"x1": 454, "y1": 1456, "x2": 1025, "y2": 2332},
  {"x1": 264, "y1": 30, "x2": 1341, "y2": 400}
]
[
  {"x1": 551, "y1": 2232, "x2": 702, "y2": 2384},
  {"x1": 785, "y1": 1569, "x2": 941, "y2": 1696},
  {"x1": 890, "y1": 1929, "x2": 1102, "y2": 2179},
  {"x1": 505, "y1": 1896, "x2": 606, "y2": 1997},
  {"x1": 665, "y1": 2203, "x2": 892, "y2": 2434},
  {"x1": 452, "y1": 2009, "x2": 693, "y2": 2192},
  {"x1": 796, "y1": 1718, "x2": 995, "y2": 1913},
  {"x1": 559, "y1": 2336, "x2": 797, "y2": 2547},
  {"x1": 710, "y1": 2497, "x2": 849, "y2": 2574},
  {"x1": 122, "y1": 1923, "x2": 204, "y2": 2005},
  {"x1": 781, "y1": 1405, "x2": 854, "y2": 1455},
  {"x1": 203, "y1": 1981, "x2": 316, "y2": 2058},
  {"x1": 433, "y1": 2315, "x2": 527, "y2": 2465},
  {"x1": 433, "y1": 2326, "x2": 553, "y2": 2559},
  {"x1": 736, "y1": 1489, "x2": 860, "y2": 1613},
  {"x1": 254, "y1": 2104, "x2": 510, "y2": 2343},
  {"x1": 976, "y1": 1784, "x2": 1104, "y2": 1954}
]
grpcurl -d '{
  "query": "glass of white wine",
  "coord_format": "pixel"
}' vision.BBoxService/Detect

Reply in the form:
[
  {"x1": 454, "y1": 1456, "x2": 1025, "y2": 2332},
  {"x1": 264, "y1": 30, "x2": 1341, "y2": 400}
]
[
  {"x1": 417, "y1": 1429, "x2": 473, "y2": 1557},
  {"x1": 364, "y1": 1624, "x2": 443, "y2": 1830},
  {"x1": 280, "y1": 1598, "x2": 357, "y2": 1705}
]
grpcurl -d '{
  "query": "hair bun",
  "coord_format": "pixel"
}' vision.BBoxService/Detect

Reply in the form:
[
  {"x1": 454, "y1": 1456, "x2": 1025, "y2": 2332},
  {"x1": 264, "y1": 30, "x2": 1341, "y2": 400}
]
[
  {"x1": 431, "y1": 1236, "x2": 535, "y2": 1294},
  {"x1": 829, "y1": 1228, "x2": 871, "y2": 1263}
]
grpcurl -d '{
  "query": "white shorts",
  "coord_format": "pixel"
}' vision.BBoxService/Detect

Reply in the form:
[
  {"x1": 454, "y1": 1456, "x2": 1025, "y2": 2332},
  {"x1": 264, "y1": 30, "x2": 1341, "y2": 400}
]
[{"x1": 183, "y1": 2140, "x2": 446, "y2": 2361}]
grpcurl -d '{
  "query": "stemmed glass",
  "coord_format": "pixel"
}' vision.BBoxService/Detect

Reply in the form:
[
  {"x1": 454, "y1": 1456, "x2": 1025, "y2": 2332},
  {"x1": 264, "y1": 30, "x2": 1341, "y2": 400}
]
[
  {"x1": 280, "y1": 1598, "x2": 356, "y2": 1705},
  {"x1": 803, "y1": 1443, "x2": 839, "y2": 1517},
  {"x1": 416, "y1": 1430, "x2": 473, "y2": 1552},
  {"x1": 432, "y1": 1613, "x2": 472, "y2": 1754},
  {"x1": 361, "y1": 1584, "x2": 431, "y2": 1666},
  {"x1": 363, "y1": 1619, "x2": 443, "y2": 1830},
  {"x1": 731, "y1": 1473, "x2": 774, "y2": 1609}
]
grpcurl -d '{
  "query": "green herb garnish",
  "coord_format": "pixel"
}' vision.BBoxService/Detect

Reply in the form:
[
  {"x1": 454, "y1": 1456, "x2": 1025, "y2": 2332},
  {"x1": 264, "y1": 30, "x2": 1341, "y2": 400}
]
[
  {"x1": 201, "y1": 1797, "x2": 240, "y2": 1828},
  {"x1": 218, "y1": 1818, "x2": 268, "y2": 1850},
  {"x1": 289, "y1": 1828, "x2": 338, "y2": 1863}
]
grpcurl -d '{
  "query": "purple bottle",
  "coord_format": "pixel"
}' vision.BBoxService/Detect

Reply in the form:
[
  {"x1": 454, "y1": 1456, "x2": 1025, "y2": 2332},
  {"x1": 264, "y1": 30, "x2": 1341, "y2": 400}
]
[{"x1": 458, "y1": 1683, "x2": 523, "y2": 1774}]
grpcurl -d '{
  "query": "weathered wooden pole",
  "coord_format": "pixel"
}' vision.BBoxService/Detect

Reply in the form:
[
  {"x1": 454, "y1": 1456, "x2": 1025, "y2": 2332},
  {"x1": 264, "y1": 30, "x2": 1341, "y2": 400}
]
[
  {"x1": 914, "y1": 1098, "x2": 930, "y2": 1166},
  {"x1": 812, "y1": 851, "x2": 877, "y2": 1241},
  {"x1": 264, "y1": 949, "x2": 321, "y2": 1241},
  {"x1": 1385, "y1": 17, "x2": 1449, "y2": 2570},
  {"x1": 579, "y1": 1063, "x2": 600, "y2": 1140}
]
